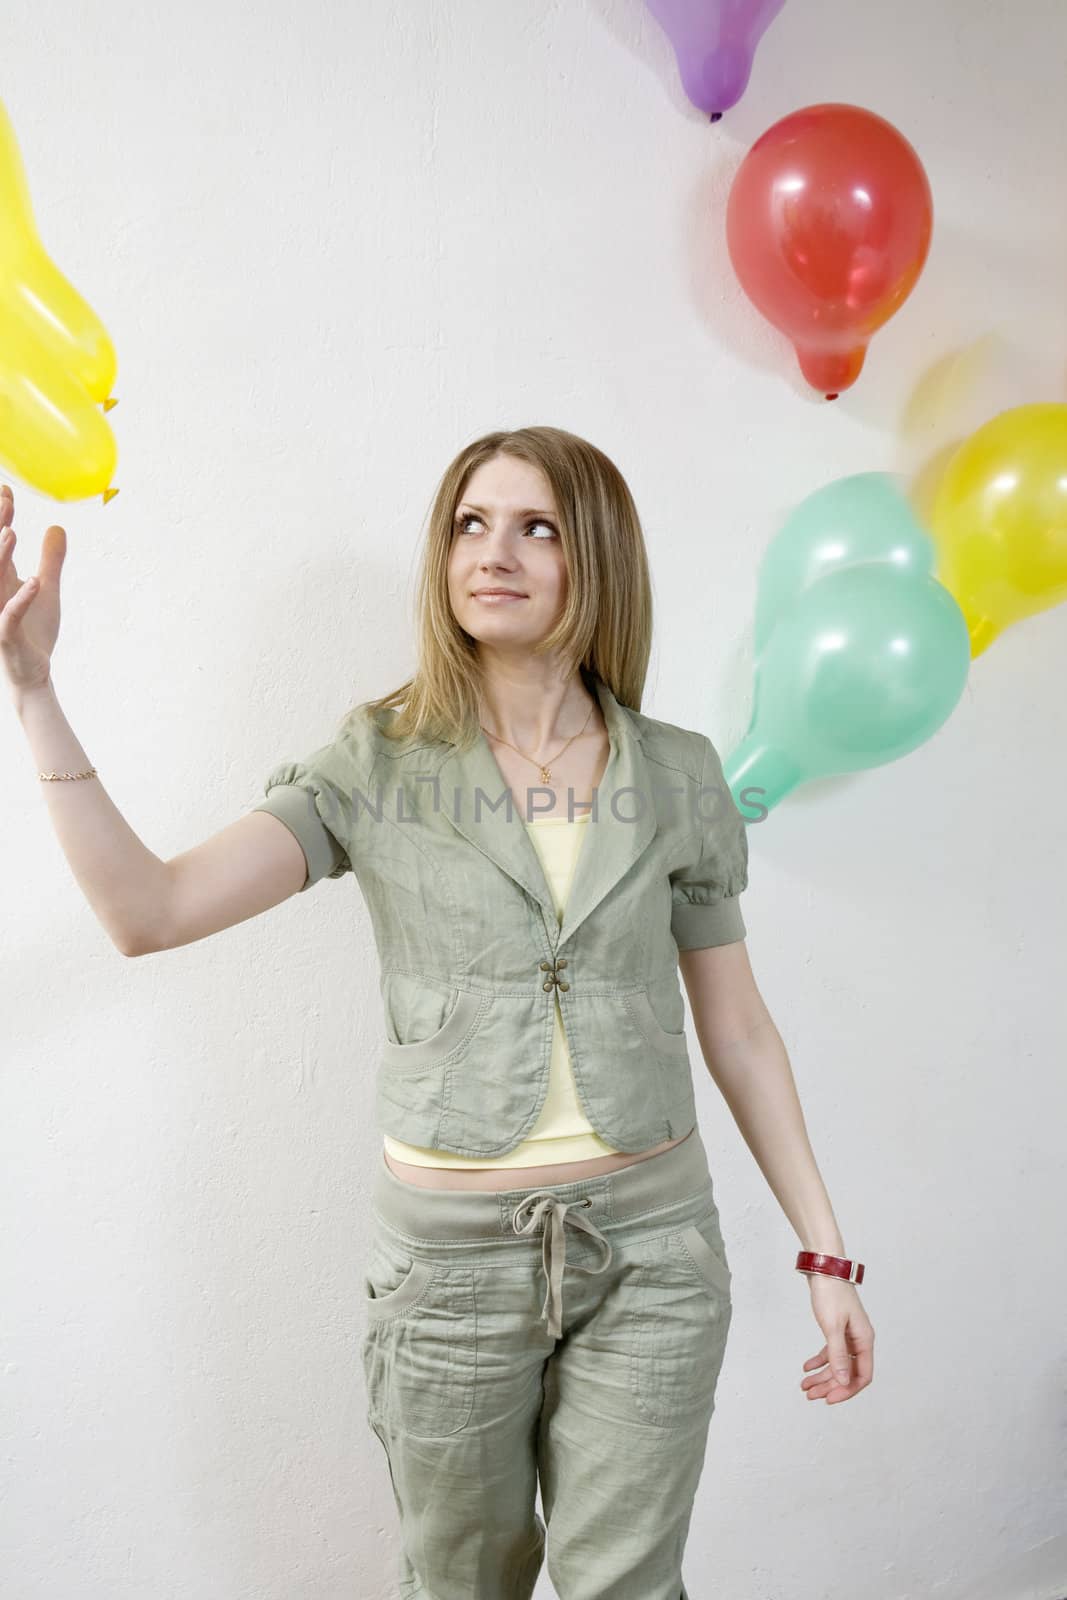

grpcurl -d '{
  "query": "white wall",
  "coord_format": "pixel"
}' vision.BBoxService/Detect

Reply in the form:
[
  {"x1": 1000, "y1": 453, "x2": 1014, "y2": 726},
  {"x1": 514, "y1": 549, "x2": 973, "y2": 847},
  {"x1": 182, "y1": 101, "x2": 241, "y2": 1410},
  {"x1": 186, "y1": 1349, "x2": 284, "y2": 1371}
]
[{"x1": 2, "y1": 2, "x2": 1065, "y2": 1597}]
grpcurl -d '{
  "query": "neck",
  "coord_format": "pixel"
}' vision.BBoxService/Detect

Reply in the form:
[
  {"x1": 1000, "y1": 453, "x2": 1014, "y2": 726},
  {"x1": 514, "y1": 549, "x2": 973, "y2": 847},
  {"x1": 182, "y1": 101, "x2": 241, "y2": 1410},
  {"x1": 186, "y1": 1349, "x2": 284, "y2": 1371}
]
[{"x1": 476, "y1": 662, "x2": 595, "y2": 753}]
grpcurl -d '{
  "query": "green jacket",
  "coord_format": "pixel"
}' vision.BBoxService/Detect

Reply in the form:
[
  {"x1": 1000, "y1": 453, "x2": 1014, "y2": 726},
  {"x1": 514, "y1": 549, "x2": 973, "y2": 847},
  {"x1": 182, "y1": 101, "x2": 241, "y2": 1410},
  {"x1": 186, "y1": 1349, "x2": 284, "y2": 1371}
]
[{"x1": 252, "y1": 674, "x2": 748, "y2": 1157}]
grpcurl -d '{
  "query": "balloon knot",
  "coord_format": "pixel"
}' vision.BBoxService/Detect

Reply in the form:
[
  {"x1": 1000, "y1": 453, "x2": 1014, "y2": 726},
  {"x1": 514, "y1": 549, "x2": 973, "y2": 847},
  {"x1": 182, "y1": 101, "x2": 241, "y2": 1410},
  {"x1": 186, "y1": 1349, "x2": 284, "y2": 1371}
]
[
  {"x1": 825, "y1": 393, "x2": 839, "y2": 402},
  {"x1": 709, "y1": 111, "x2": 723, "y2": 123}
]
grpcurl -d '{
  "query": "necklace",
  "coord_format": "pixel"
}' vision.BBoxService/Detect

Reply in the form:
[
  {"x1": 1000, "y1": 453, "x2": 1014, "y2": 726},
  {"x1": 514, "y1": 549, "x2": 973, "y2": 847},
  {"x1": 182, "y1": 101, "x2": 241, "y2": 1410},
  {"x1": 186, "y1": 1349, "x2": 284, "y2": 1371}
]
[{"x1": 479, "y1": 696, "x2": 595, "y2": 785}]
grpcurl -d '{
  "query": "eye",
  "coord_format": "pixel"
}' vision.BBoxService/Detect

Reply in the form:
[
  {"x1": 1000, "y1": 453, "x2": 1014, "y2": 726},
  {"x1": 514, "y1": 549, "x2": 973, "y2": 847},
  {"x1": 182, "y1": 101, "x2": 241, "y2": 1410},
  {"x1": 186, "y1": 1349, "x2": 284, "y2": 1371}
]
[{"x1": 454, "y1": 513, "x2": 558, "y2": 539}]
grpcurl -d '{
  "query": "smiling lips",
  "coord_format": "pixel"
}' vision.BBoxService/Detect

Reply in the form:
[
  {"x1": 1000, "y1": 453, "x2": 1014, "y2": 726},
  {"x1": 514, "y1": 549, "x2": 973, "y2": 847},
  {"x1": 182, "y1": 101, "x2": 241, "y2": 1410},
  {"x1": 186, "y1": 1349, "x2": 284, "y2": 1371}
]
[{"x1": 472, "y1": 588, "x2": 527, "y2": 601}]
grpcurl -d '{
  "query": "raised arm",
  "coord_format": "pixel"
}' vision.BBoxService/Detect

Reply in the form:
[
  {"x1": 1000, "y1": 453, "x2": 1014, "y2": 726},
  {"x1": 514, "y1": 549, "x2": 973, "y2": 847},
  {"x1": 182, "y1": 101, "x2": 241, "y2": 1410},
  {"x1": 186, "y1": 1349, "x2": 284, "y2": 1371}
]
[
  {"x1": 12, "y1": 677, "x2": 311, "y2": 954},
  {"x1": 2, "y1": 485, "x2": 323, "y2": 956}
]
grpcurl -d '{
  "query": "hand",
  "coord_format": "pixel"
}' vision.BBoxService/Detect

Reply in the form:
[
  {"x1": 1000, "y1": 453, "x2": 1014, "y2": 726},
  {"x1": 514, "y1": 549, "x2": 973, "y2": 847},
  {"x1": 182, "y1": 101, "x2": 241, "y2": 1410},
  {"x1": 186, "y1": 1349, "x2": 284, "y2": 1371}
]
[
  {"x1": 0, "y1": 483, "x2": 66, "y2": 697},
  {"x1": 800, "y1": 1273, "x2": 874, "y2": 1405}
]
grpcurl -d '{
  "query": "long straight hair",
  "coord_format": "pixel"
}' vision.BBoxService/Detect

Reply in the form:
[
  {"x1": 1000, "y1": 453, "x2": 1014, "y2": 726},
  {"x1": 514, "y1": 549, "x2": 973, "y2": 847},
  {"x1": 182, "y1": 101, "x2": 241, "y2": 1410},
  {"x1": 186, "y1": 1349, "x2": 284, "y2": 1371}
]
[{"x1": 339, "y1": 425, "x2": 654, "y2": 750}]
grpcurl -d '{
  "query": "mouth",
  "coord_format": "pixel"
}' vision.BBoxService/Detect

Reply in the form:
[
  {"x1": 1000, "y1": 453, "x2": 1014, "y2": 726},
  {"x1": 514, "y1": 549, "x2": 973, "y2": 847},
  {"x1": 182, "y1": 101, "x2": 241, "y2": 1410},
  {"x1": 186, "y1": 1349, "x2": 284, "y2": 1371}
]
[{"x1": 471, "y1": 590, "x2": 527, "y2": 602}]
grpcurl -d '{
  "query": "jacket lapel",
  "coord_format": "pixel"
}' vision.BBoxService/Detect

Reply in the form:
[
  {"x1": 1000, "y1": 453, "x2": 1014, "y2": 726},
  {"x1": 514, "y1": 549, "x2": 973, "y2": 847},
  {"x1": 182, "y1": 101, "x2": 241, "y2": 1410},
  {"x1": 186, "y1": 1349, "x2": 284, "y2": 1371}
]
[{"x1": 435, "y1": 675, "x2": 657, "y2": 951}]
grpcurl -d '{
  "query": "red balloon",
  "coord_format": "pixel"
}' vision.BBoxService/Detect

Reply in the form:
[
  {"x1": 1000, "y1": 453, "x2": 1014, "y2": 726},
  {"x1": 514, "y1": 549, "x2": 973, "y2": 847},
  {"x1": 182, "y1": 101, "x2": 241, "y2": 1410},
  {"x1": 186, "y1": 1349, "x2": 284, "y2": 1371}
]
[{"x1": 726, "y1": 103, "x2": 933, "y2": 398}]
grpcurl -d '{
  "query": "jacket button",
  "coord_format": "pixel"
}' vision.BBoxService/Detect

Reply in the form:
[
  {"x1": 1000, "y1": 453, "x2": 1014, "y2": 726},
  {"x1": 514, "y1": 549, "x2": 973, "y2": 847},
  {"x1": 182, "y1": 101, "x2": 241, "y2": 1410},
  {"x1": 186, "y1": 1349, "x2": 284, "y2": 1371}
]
[{"x1": 538, "y1": 957, "x2": 570, "y2": 992}]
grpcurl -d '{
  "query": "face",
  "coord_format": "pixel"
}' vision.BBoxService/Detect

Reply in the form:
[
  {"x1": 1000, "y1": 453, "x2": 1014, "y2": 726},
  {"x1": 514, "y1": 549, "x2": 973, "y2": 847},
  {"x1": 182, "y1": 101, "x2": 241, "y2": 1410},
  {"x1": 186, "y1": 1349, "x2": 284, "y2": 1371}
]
[{"x1": 447, "y1": 454, "x2": 567, "y2": 655}]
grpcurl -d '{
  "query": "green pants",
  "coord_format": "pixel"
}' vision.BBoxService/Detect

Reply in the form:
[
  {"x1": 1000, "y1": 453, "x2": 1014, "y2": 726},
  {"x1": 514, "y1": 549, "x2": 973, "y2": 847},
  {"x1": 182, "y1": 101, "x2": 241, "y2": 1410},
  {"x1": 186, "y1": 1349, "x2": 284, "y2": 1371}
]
[{"x1": 360, "y1": 1125, "x2": 733, "y2": 1599}]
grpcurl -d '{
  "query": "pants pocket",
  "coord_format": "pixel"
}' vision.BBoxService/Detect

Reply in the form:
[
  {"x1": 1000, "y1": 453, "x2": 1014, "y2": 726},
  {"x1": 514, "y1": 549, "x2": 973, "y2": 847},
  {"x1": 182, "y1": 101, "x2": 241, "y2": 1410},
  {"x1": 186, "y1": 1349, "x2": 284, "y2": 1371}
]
[
  {"x1": 360, "y1": 1228, "x2": 477, "y2": 1440},
  {"x1": 676, "y1": 1208, "x2": 732, "y2": 1299},
  {"x1": 363, "y1": 1231, "x2": 437, "y2": 1320},
  {"x1": 629, "y1": 1212, "x2": 732, "y2": 1430}
]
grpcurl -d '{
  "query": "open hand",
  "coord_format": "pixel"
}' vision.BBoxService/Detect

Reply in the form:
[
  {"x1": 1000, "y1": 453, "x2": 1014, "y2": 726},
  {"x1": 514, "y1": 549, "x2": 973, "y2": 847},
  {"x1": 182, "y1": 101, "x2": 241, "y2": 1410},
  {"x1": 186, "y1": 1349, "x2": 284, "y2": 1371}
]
[
  {"x1": 0, "y1": 483, "x2": 67, "y2": 696},
  {"x1": 800, "y1": 1274, "x2": 874, "y2": 1404}
]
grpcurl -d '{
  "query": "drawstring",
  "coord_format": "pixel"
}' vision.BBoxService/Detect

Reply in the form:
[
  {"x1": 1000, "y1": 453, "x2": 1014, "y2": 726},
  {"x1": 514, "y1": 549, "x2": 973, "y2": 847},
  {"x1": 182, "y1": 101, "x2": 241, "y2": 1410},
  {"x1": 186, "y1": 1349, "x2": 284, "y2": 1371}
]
[{"x1": 510, "y1": 1190, "x2": 613, "y2": 1339}]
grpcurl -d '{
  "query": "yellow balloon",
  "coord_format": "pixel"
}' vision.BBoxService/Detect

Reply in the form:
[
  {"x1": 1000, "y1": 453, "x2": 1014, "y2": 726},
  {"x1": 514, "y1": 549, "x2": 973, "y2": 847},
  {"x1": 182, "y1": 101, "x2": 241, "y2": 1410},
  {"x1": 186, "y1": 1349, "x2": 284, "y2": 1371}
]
[
  {"x1": 930, "y1": 403, "x2": 1067, "y2": 657},
  {"x1": 0, "y1": 96, "x2": 119, "y2": 502}
]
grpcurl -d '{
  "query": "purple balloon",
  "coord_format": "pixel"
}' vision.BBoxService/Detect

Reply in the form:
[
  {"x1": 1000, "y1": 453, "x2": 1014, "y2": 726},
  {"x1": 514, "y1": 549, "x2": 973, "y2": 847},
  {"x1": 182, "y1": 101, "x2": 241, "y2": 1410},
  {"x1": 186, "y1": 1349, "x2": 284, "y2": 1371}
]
[{"x1": 645, "y1": 0, "x2": 787, "y2": 118}]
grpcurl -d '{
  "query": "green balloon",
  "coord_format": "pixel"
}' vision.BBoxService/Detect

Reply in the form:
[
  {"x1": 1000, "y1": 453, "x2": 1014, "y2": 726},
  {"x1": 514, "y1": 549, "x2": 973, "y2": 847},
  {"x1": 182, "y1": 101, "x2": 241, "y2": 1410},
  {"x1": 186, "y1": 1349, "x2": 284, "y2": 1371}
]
[
  {"x1": 754, "y1": 472, "x2": 934, "y2": 660},
  {"x1": 727, "y1": 564, "x2": 971, "y2": 814}
]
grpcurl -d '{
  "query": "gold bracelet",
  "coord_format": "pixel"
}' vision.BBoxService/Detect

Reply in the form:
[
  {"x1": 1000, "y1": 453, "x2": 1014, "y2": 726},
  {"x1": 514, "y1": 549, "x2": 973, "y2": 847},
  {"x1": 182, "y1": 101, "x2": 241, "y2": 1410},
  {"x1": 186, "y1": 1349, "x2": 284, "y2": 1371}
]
[{"x1": 39, "y1": 768, "x2": 98, "y2": 782}]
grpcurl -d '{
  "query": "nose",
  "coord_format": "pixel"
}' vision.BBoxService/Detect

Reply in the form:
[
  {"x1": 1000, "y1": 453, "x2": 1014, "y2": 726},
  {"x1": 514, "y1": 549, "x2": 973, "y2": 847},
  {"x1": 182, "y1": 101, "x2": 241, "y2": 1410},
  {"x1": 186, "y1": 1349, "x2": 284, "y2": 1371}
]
[
  {"x1": 478, "y1": 533, "x2": 518, "y2": 570},
  {"x1": 477, "y1": 553, "x2": 521, "y2": 582}
]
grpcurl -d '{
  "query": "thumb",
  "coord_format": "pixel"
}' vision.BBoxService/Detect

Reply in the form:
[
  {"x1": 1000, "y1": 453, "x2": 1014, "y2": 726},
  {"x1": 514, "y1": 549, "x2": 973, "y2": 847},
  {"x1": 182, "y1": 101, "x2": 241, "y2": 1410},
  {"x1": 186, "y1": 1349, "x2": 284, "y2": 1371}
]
[
  {"x1": 830, "y1": 1343, "x2": 851, "y2": 1384},
  {"x1": 38, "y1": 524, "x2": 67, "y2": 584}
]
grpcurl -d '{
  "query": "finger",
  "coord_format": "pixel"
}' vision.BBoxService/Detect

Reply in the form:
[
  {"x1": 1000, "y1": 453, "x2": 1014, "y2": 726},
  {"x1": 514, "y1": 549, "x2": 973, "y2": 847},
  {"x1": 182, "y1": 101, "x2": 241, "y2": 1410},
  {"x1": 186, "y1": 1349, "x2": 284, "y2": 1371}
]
[
  {"x1": 0, "y1": 486, "x2": 12, "y2": 532},
  {"x1": 804, "y1": 1378, "x2": 844, "y2": 1401},
  {"x1": 0, "y1": 525, "x2": 20, "y2": 594},
  {"x1": 829, "y1": 1345, "x2": 852, "y2": 1387},
  {"x1": 850, "y1": 1347, "x2": 873, "y2": 1387},
  {"x1": 801, "y1": 1369, "x2": 848, "y2": 1400},
  {"x1": 802, "y1": 1347, "x2": 829, "y2": 1371},
  {"x1": 801, "y1": 1367, "x2": 844, "y2": 1396},
  {"x1": 827, "y1": 1356, "x2": 869, "y2": 1401},
  {"x1": 1, "y1": 574, "x2": 38, "y2": 616},
  {"x1": 815, "y1": 1367, "x2": 855, "y2": 1401},
  {"x1": 37, "y1": 524, "x2": 67, "y2": 585},
  {"x1": 800, "y1": 1353, "x2": 860, "y2": 1390}
]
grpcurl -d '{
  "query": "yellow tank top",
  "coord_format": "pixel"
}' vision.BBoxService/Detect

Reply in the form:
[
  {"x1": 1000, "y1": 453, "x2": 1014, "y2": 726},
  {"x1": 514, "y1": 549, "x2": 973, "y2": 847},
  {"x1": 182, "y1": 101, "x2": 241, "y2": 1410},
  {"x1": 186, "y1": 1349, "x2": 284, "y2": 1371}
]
[{"x1": 382, "y1": 812, "x2": 623, "y2": 1169}]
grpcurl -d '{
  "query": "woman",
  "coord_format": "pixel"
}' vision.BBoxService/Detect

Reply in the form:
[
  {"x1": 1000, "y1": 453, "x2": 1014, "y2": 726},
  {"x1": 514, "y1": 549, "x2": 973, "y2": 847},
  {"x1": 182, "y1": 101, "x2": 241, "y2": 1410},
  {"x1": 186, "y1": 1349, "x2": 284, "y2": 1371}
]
[{"x1": 2, "y1": 428, "x2": 874, "y2": 1600}]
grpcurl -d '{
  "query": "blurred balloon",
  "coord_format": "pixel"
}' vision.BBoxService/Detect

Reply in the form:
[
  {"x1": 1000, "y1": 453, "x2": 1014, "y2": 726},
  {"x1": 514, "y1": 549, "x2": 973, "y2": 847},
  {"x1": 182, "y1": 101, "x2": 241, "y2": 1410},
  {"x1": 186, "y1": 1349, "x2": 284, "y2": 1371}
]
[
  {"x1": 754, "y1": 472, "x2": 932, "y2": 656},
  {"x1": 726, "y1": 564, "x2": 971, "y2": 812},
  {"x1": 930, "y1": 402, "x2": 1067, "y2": 658},
  {"x1": 0, "y1": 96, "x2": 119, "y2": 502},
  {"x1": 645, "y1": 0, "x2": 787, "y2": 119},
  {"x1": 726, "y1": 103, "x2": 933, "y2": 397}
]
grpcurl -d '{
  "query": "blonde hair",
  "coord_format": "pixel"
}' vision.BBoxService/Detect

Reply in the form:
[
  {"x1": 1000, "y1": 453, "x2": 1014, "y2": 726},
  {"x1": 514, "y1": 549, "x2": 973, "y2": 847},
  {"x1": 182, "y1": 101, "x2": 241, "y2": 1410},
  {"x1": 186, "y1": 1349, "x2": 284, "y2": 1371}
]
[{"x1": 341, "y1": 425, "x2": 654, "y2": 750}]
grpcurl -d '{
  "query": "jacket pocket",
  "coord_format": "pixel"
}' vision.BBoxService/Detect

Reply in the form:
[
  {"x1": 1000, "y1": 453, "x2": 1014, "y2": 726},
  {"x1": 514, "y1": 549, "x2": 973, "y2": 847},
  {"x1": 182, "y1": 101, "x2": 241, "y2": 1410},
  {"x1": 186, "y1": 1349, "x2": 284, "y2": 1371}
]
[
  {"x1": 379, "y1": 984, "x2": 486, "y2": 1072},
  {"x1": 623, "y1": 988, "x2": 690, "y2": 1060}
]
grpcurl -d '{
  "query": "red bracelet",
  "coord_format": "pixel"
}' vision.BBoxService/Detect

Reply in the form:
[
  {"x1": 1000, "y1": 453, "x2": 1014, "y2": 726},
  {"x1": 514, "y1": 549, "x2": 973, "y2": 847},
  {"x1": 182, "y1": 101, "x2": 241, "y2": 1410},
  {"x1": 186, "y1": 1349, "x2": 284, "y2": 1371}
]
[{"x1": 796, "y1": 1250, "x2": 865, "y2": 1284}]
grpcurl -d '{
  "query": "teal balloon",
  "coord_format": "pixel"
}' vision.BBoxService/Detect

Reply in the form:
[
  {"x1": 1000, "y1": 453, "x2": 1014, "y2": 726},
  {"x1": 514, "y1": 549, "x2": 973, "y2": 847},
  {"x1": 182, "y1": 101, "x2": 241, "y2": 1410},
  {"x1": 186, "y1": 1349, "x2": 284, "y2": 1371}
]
[
  {"x1": 726, "y1": 563, "x2": 971, "y2": 812},
  {"x1": 754, "y1": 472, "x2": 934, "y2": 659}
]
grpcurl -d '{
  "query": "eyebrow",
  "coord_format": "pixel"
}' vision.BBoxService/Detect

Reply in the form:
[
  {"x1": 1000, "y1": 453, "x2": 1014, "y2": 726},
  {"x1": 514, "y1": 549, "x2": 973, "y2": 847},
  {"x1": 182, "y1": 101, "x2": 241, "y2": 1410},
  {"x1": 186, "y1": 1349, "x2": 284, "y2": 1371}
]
[{"x1": 456, "y1": 503, "x2": 558, "y2": 520}]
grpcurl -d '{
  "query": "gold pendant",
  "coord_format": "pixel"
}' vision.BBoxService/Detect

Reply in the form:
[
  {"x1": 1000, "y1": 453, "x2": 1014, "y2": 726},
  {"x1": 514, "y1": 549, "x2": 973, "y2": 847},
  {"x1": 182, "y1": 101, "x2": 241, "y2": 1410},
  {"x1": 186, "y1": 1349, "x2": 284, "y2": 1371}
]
[{"x1": 540, "y1": 766, "x2": 551, "y2": 784}]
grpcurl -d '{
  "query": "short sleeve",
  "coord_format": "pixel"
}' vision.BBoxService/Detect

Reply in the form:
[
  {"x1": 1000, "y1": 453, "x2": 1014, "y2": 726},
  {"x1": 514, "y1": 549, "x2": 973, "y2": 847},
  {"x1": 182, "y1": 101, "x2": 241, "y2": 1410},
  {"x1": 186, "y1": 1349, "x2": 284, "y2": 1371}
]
[
  {"x1": 669, "y1": 734, "x2": 748, "y2": 949},
  {"x1": 251, "y1": 738, "x2": 353, "y2": 893}
]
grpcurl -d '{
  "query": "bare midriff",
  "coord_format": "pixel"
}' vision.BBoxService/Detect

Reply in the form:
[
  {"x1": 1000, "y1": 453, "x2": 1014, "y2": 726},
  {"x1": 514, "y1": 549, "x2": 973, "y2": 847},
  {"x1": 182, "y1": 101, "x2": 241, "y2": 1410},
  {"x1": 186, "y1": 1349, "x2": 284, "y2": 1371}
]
[{"x1": 382, "y1": 1127, "x2": 694, "y2": 1191}]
